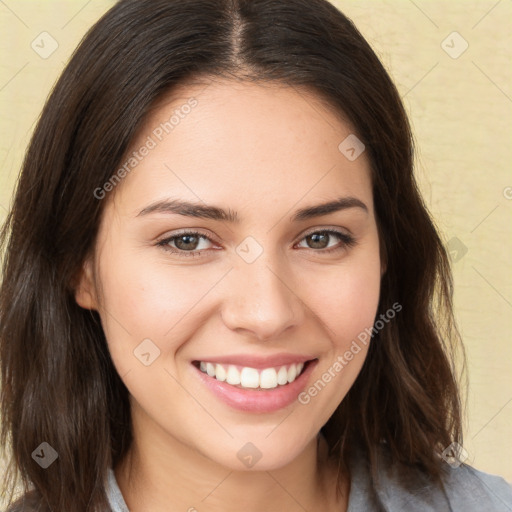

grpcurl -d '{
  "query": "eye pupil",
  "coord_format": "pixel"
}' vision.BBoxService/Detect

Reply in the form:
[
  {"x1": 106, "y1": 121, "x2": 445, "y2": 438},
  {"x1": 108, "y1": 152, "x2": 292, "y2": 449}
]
[
  {"x1": 308, "y1": 233, "x2": 329, "y2": 249},
  {"x1": 175, "y1": 234, "x2": 199, "y2": 250}
]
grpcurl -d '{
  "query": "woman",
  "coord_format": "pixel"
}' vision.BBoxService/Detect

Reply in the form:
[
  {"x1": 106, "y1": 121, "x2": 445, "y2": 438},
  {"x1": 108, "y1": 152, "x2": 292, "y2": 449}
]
[{"x1": 1, "y1": 0, "x2": 511, "y2": 510}]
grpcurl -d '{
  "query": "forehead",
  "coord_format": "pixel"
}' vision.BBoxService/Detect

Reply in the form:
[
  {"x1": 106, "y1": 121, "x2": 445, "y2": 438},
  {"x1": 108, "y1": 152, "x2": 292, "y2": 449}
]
[{"x1": 107, "y1": 78, "x2": 373, "y2": 219}]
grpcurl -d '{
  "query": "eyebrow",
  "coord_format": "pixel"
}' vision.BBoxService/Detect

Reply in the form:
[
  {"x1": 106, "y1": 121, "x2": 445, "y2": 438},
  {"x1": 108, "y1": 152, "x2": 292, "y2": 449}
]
[{"x1": 136, "y1": 196, "x2": 368, "y2": 222}]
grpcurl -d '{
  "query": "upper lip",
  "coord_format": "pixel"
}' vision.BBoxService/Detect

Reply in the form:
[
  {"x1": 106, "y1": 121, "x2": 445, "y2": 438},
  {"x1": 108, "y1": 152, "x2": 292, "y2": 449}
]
[{"x1": 192, "y1": 353, "x2": 317, "y2": 369}]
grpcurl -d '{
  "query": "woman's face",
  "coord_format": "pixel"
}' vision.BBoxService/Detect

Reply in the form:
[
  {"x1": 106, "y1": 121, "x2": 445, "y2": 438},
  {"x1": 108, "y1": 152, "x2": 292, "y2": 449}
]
[{"x1": 76, "y1": 79, "x2": 383, "y2": 471}]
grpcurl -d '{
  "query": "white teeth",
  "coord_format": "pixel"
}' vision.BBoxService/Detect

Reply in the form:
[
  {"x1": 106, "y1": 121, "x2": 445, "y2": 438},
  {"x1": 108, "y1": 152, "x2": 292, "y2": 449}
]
[
  {"x1": 240, "y1": 367, "x2": 259, "y2": 388},
  {"x1": 260, "y1": 368, "x2": 277, "y2": 389},
  {"x1": 287, "y1": 364, "x2": 297, "y2": 383},
  {"x1": 197, "y1": 361, "x2": 306, "y2": 389},
  {"x1": 215, "y1": 363, "x2": 226, "y2": 382},
  {"x1": 206, "y1": 362, "x2": 216, "y2": 377},
  {"x1": 226, "y1": 365, "x2": 241, "y2": 385},
  {"x1": 277, "y1": 366, "x2": 288, "y2": 385}
]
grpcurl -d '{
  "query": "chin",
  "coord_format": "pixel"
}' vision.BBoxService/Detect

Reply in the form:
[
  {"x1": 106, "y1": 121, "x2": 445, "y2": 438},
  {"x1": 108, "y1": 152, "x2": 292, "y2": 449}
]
[{"x1": 195, "y1": 427, "x2": 316, "y2": 472}]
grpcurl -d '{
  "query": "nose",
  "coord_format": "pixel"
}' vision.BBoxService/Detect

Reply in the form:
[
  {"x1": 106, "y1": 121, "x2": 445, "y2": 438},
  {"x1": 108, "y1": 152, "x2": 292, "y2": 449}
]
[{"x1": 220, "y1": 252, "x2": 304, "y2": 342}]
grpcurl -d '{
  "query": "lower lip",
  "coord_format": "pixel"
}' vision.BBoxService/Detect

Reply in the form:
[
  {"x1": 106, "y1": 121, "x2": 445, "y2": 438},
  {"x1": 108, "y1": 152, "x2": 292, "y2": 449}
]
[{"x1": 192, "y1": 360, "x2": 318, "y2": 413}]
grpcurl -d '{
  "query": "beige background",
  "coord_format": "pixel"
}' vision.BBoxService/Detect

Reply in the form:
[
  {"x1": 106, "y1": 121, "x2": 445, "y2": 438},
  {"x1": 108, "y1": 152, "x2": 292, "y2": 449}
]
[{"x1": 1, "y1": 0, "x2": 511, "y2": 500}]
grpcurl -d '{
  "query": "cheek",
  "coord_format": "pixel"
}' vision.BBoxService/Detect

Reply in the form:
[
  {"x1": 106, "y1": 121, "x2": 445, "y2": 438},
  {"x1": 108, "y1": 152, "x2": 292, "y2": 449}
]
[
  {"x1": 95, "y1": 243, "x2": 226, "y2": 368},
  {"x1": 308, "y1": 254, "x2": 382, "y2": 348}
]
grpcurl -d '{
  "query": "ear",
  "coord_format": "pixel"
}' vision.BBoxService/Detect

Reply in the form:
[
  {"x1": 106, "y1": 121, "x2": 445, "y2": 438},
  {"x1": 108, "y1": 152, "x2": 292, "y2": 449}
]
[{"x1": 74, "y1": 257, "x2": 99, "y2": 310}]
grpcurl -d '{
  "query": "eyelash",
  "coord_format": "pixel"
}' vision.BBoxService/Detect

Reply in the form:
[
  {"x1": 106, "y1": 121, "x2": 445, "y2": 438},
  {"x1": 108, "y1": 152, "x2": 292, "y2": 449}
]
[{"x1": 156, "y1": 229, "x2": 357, "y2": 258}]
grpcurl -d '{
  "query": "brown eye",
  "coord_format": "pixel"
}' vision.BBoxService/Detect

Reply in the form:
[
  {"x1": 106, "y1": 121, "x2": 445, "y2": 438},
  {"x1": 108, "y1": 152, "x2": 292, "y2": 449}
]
[
  {"x1": 174, "y1": 234, "x2": 201, "y2": 251},
  {"x1": 157, "y1": 231, "x2": 214, "y2": 257},
  {"x1": 305, "y1": 232, "x2": 330, "y2": 249},
  {"x1": 297, "y1": 229, "x2": 356, "y2": 253}
]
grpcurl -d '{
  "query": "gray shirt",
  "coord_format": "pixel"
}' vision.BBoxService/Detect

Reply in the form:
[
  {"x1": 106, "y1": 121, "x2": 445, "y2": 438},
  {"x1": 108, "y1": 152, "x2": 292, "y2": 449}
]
[{"x1": 105, "y1": 451, "x2": 512, "y2": 511}]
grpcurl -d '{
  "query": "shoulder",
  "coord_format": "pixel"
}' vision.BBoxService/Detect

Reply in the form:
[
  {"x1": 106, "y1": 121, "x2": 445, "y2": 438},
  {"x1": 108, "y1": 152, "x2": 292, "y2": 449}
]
[
  {"x1": 349, "y1": 445, "x2": 512, "y2": 511},
  {"x1": 441, "y1": 463, "x2": 512, "y2": 511}
]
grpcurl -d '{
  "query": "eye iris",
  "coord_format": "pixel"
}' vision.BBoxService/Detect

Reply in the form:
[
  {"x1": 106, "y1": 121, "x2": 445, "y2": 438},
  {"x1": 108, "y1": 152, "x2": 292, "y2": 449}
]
[
  {"x1": 308, "y1": 232, "x2": 329, "y2": 249},
  {"x1": 175, "y1": 234, "x2": 200, "y2": 251}
]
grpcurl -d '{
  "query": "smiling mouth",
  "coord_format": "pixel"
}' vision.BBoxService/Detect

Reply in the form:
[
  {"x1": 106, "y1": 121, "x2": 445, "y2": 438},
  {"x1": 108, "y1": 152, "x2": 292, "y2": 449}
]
[{"x1": 192, "y1": 359, "x2": 315, "y2": 390}]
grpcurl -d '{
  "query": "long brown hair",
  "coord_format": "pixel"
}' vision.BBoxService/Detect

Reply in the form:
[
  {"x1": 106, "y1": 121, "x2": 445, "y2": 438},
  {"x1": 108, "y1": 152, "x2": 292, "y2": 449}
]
[{"x1": 0, "y1": 0, "x2": 465, "y2": 510}]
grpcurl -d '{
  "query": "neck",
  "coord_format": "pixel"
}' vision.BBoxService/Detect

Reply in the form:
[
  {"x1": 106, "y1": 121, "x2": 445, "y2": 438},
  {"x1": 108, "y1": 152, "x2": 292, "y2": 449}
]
[{"x1": 114, "y1": 403, "x2": 348, "y2": 512}]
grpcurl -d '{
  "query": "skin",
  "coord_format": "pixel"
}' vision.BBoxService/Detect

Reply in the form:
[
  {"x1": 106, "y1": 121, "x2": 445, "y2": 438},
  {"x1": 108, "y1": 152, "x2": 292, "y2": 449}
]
[{"x1": 75, "y1": 78, "x2": 383, "y2": 512}]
